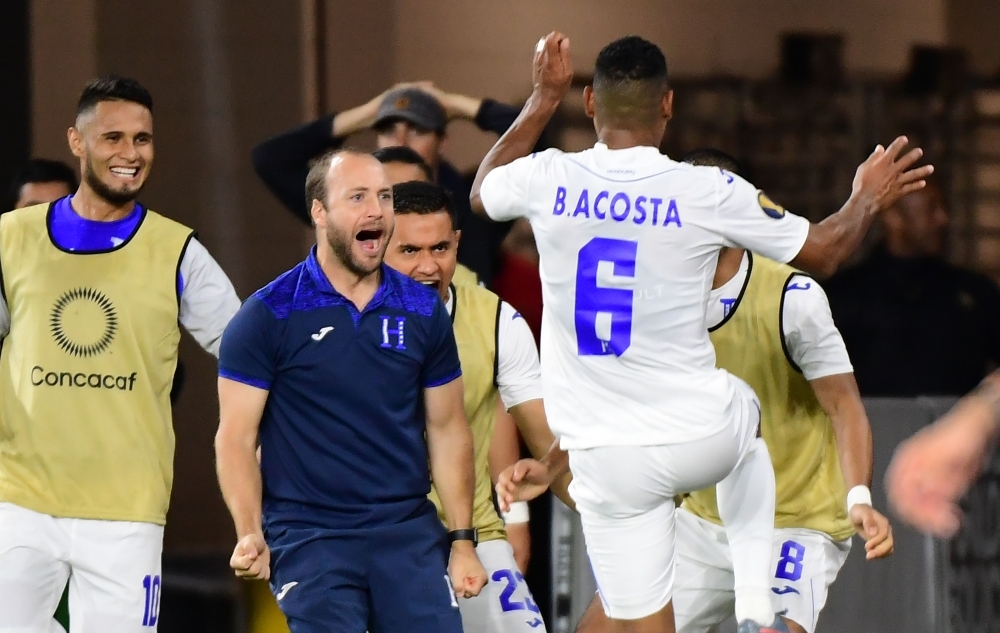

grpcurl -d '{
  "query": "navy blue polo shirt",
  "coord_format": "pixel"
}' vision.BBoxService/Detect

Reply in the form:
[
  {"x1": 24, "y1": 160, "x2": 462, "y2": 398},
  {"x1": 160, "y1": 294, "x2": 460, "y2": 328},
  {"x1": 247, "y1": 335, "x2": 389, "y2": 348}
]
[{"x1": 218, "y1": 248, "x2": 461, "y2": 530}]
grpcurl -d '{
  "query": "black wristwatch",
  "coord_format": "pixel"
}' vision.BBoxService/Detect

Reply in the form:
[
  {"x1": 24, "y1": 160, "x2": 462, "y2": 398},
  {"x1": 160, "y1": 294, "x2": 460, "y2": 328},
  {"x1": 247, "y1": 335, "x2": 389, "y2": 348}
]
[{"x1": 448, "y1": 528, "x2": 478, "y2": 547}]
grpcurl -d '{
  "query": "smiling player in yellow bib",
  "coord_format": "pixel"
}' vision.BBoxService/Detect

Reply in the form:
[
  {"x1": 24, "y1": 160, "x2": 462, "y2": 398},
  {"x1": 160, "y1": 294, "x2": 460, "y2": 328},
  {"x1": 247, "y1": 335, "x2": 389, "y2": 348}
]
[{"x1": 0, "y1": 76, "x2": 240, "y2": 632}]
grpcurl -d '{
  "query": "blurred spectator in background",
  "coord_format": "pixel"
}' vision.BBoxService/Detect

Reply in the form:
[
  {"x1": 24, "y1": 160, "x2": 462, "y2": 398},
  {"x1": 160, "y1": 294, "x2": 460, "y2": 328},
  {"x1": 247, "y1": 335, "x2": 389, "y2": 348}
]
[
  {"x1": 826, "y1": 180, "x2": 1000, "y2": 396},
  {"x1": 252, "y1": 83, "x2": 546, "y2": 286},
  {"x1": 492, "y1": 219, "x2": 542, "y2": 343},
  {"x1": 6, "y1": 158, "x2": 78, "y2": 211}
]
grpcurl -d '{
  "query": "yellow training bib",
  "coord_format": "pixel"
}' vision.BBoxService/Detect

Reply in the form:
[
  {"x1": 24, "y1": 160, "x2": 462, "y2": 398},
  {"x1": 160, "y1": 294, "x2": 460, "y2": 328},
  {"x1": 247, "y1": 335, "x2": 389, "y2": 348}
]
[{"x1": 0, "y1": 203, "x2": 193, "y2": 525}]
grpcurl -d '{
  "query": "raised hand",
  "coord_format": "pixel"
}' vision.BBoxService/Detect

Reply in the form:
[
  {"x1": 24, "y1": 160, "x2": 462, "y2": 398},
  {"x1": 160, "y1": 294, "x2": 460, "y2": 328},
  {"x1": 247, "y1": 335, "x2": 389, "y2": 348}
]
[
  {"x1": 852, "y1": 136, "x2": 934, "y2": 212},
  {"x1": 532, "y1": 31, "x2": 573, "y2": 105}
]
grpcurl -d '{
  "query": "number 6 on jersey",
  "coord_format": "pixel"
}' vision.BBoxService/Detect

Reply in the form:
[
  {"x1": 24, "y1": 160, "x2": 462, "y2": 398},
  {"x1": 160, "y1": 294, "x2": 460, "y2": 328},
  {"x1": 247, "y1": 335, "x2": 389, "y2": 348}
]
[{"x1": 575, "y1": 238, "x2": 637, "y2": 356}]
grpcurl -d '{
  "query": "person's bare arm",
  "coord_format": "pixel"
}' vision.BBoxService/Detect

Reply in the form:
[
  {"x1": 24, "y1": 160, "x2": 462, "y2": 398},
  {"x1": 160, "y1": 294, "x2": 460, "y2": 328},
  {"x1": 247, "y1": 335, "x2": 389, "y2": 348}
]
[
  {"x1": 508, "y1": 398, "x2": 574, "y2": 509},
  {"x1": 470, "y1": 32, "x2": 572, "y2": 216},
  {"x1": 215, "y1": 378, "x2": 270, "y2": 579},
  {"x1": 811, "y1": 373, "x2": 893, "y2": 559},
  {"x1": 425, "y1": 377, "x2": 487, "y2": 598},
  {"x1": 789, "y1": 138, "x2": 934, "y2": 277},
  {"x1": 887, "y1": 371, "x2": 1000, "y2": 537},
  {"x1": 489, "y1": 402, "x2": 531, "y2": 573}
]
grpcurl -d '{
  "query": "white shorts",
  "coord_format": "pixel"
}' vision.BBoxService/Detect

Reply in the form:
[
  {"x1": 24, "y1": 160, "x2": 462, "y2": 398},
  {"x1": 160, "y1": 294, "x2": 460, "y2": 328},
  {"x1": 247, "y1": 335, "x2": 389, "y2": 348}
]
[
  {"x1": 0, "y1": 502, "x2": 164, "y2": 633},
  {"x1": 568, "y1": 378, "x2": 760, "y2": 620},
  {"x1": 459, "y1": 539, "x2": 546, "y2": 633},
  {"x1": 673, "y1": 509, "x2": 851, "y2": 633}
]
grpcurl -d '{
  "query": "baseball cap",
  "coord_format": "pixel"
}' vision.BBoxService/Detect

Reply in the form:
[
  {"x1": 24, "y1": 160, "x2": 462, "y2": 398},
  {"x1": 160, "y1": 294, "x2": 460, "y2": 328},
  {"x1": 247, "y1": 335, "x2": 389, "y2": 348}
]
[{"x1": 374, "y1": 88, "x2": 447, "y2": 134}]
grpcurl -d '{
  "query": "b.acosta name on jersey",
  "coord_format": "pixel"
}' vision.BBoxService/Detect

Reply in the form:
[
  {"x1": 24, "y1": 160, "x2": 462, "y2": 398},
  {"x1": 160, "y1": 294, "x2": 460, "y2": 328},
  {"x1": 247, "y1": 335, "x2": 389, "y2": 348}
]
[{"x1": 551, "y1": 186, "x2": 683, "y2": 227}]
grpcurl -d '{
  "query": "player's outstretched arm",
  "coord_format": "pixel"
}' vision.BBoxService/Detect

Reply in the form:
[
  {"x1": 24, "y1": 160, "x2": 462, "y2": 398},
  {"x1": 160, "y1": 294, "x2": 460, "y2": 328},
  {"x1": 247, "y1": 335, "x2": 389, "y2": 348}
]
[
  {"x1": 789, "y1": 137, "x2": 933, "y2": 277},
  {"x1": 215, "y1": 377, "x2": 270, "y2": 580},
  {"x1": 470, "y1": 31, "x2": 572, "y2": 217},
  {"x1": 424, "y1": 377, "x2": 488, "y2": 599},
  {"x1": 886, "y1": 371, "x2": 1000, "y2": 537},
  {"x1": 811, "y1": 373, "x2": 893, "y2": 559}
]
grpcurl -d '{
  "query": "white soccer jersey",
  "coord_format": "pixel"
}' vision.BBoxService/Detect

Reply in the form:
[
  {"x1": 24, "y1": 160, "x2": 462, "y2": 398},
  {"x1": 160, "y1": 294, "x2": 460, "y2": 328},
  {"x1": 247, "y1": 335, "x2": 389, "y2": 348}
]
[{"x1": 479, "y1": 144, "x2": 810, "y2": 448}]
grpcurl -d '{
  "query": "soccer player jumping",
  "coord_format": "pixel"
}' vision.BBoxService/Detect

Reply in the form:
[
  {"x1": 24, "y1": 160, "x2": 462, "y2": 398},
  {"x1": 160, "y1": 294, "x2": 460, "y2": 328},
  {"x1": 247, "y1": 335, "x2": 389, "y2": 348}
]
[{"x1": 472, "y1": 33, "x2": 931, "y2": 633}]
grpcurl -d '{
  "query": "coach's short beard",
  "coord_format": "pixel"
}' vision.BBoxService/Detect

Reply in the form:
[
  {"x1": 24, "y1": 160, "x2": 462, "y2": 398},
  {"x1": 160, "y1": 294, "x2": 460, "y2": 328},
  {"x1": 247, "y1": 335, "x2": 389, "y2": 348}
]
[
  {"x1": 326, "y1": 223, "x2": 388, "y2": 278},
  {"x1": 84, "y1": 157, "x2": 143, "y2": 207}
]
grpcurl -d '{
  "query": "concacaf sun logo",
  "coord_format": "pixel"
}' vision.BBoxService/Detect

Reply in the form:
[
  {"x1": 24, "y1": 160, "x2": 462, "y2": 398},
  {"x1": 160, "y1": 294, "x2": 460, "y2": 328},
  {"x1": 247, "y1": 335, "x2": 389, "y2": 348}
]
[
  {"x1": 50, "y1": 287, "x2": 118, "y2": 358},
  {"x1": 758, "y1": 190, "x2": 786, "y2": 220}
]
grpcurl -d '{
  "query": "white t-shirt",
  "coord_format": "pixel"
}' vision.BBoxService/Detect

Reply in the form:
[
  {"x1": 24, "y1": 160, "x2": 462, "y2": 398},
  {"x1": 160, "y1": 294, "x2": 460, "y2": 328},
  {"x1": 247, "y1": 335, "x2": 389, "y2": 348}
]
[
  {"x1": 707, "y1": 252, "x2": 853, "y2": 380},
  {"x1": 0, "y1": 238, "x2": 240, "y2": 358},
  {"x1": 445, "y1": 288, "x2": 543, "y2": 408},
  {"x1": 480, "y1": 143, "x2": 811, "y2": 448}
]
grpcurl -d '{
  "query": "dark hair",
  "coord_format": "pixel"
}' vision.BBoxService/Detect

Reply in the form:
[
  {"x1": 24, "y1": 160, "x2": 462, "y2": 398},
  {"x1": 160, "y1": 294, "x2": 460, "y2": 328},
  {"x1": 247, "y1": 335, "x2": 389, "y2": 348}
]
[
  {"x1": 595, "y1": 36, "x2": 668, "y2": 86},
  {"x1": 304, "y1": 148, "x2": 373, "y2": 211},
  {"x1": 6, "y1": 159, "x2": 79, "y2": 210},
  {"x1": 391, "y1": 181, "x2": 458, "y2": 229},
  {"x1": 680, "y1": 148, "x2": 744, "y2": 177},
  {"x1": 592, "y1": 37, "x2": 669, "y2": 127},
  {"x1": 372, "y1": 146, "x2": 433, "y2": 181},
  {"x1": 77, "y1": 75, "x2": 153, "y2": 117}
]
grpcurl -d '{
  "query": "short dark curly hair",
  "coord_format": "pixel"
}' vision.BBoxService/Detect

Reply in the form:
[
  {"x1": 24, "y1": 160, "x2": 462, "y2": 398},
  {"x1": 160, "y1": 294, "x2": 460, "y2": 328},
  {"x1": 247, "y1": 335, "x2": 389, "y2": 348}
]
[
  {"x1": 77, "y1": 75, "x2": 153, "y2": 117},
  {"x1": 391, "y1": 181, "x2": 457, "y2": 230},
  {"x1": 595, "y1": 36, "x2": 668, "y2": 85},
  {"x1": 593, "y1": 36, "x2": 669, "y2": 126}
]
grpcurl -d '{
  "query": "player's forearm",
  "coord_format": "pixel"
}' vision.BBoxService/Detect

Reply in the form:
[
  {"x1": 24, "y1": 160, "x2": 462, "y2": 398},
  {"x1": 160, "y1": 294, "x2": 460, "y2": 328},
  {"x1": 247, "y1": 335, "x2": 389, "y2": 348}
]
[
  {"x1": 470, "y1": 90, "x2": 560, "y2": 216},
  {"x1": 831, "y1": 406, "x2": 874, "y2": 490},
  {"x1": 509, "y1": 399, "x2": 555, "y2": 462},
  {"x1": 215, "y1": 435, "x2": 264, "y2": 539},
  {"x1": 331, "y1": 99, "x2": 380, "y2": 138},
  {"x1": 796, "y1": 193, "x2": 878, "y2": 278},
  {"x1": 489, "y1": 404, "x2": 522, "y2": 484},
  {"x1": 427, "y1": 417, "x2": 476, "y2": 531},
  {"x1": 812, "y1": 373, "x2": 873, "y2": 489},
  {"x1": 509, "y1": 400, "x2": 574, "y2": 508},
  {"x1": 952, "y1": 370, "x2": 1000, "y2": 446}
]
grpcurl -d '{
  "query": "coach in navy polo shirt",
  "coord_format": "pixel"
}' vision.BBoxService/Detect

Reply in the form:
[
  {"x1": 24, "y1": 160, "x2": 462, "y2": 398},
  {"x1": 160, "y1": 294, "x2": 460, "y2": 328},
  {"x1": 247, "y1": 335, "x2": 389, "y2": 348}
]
[{"x1": 214, "y1": 149, "x2": 486, "y2": 633}]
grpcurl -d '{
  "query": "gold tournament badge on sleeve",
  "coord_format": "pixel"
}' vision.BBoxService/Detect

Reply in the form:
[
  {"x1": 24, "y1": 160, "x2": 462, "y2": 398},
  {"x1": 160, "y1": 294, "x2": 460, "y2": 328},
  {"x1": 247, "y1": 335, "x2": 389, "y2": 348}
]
[{"x1": 757, "y1": 191, "x2": 786, "y2": 219}]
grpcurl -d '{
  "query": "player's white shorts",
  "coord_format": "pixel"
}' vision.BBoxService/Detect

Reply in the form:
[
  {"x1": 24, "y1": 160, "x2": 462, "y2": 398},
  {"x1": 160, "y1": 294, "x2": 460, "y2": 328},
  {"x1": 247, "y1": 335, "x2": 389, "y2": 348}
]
[
  {"x1": 459, "y1": 539, "x2": 546, "y2": 633},
  {"x1": 567, "y1": 377, "x2": 760, "y2": 620},
  {"x1": 673, "y1": 508, "x2": 851, "y2": 633},
  {"x1": 0, "y1": 501, "x2": 164, "y2": 633}
]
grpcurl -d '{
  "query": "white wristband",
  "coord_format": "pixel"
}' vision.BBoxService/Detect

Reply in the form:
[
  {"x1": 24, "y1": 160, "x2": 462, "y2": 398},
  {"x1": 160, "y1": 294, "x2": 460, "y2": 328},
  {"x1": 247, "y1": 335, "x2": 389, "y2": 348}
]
[
  {"x1": 846, "y1": 485, "x2": 872, "y2": 512},
  {"x1": 502, "y1": 501, "x2": 530, "y2": 524}
]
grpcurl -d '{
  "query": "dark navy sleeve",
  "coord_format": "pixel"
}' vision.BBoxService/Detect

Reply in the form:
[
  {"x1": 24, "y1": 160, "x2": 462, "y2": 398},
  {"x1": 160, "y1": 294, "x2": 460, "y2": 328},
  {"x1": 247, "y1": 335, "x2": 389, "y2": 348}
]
[
  {"x1": 251, "y1": 114, "x2": 342, "y2": 225},
  {"x1": 422, "y1": 299, "x2": 462, "y2": 389},
  {"x1": 218, "y1": 296, "x2": 280, "y2": 390}
]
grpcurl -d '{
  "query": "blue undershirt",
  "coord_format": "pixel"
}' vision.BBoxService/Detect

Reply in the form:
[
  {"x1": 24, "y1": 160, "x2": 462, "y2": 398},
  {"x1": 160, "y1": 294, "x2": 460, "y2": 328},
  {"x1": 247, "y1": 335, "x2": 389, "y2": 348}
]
[{"x1": 49, "y1": 196, "x2": 184, "y2": 295}]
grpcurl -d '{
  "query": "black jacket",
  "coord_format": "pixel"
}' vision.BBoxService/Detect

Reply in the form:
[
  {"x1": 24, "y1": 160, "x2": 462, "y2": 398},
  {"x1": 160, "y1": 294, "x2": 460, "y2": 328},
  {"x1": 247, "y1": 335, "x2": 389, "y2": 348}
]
[
  {"x1": 825, "y1": 248, "x2": 1000, "y2": 396},
  {"x1": 251, "y1": 100, "x2": 539, "y2": 286}
]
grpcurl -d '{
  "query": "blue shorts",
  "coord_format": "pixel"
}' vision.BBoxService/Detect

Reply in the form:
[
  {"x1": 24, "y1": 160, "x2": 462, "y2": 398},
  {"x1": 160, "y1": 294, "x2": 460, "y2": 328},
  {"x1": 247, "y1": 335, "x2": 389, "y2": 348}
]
[{"x1": 265, "y1": 503, "x2": 462, "y2": 633}]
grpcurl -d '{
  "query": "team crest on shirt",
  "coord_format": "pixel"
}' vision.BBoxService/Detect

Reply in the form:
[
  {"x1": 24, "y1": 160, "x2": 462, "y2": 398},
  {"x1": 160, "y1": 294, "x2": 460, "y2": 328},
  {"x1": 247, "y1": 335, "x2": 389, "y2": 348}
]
[
  {"x1": 50, "y1": 287, "x2": 118, "y2": 357},
  {"x1": 758, "y1": 191, "x2": 786, "y2": 220}
]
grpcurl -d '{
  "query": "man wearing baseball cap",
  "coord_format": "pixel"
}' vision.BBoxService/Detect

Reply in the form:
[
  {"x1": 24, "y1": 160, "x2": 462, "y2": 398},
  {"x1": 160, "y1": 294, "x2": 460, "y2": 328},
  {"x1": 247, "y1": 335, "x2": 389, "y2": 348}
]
[{"x1": 252, "y1": 83, "x2": 548, "y2": 286}]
